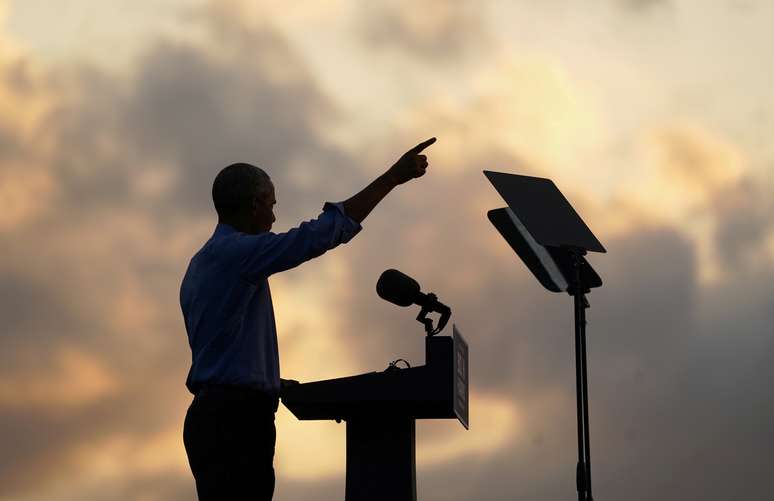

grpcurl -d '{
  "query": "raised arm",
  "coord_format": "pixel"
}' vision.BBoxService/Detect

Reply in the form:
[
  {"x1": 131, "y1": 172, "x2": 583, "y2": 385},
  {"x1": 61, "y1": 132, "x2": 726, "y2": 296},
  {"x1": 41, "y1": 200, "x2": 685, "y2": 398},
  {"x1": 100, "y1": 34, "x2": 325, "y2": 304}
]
[
  {"x1": 342, "y1": 137, "x2": 436, "y2": 223},
  {"x1": 233, "y1": 138, "x2": 437, "y2": 281}
]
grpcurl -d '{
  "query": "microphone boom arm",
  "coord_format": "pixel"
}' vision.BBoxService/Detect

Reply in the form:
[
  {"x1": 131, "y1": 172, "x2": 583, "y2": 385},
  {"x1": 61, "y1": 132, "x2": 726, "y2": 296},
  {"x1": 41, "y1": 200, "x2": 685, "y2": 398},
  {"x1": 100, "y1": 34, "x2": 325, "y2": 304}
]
[{"x1": 416, "y1": 293, "x2": 451, "y2": 336}]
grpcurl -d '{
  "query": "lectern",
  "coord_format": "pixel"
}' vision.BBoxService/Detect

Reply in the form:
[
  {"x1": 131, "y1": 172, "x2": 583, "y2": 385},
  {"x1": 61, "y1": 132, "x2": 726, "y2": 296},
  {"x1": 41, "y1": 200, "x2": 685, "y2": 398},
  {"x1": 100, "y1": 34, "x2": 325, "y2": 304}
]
[
  {"x1": 484, "y1": 170, "x2": 606, "y2": 501},
  {"x1": 282, "y1": 325, "x2": 469, "y2": 501}
]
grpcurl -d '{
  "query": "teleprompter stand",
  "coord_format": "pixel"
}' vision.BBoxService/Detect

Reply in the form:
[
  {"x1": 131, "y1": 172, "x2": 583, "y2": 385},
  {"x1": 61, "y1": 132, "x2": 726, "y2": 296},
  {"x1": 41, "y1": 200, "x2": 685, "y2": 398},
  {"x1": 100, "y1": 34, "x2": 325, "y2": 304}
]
[{"x1": 484, "y1": 170, "x2": 606, "y2": 501}]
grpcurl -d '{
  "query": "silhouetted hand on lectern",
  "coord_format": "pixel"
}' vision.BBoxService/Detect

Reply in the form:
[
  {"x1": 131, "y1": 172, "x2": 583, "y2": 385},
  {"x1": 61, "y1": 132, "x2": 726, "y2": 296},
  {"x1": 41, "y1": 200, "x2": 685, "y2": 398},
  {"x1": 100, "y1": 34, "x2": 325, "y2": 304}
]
[{"x1": 280, "y1": 378, "x2": 300, "y2": 397}]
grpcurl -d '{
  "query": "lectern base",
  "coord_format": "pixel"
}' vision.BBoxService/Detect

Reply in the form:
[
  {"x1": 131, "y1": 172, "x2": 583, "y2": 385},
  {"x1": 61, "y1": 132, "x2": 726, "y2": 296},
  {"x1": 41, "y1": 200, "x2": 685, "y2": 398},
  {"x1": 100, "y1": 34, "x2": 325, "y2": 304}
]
[{"x1": 345, "y1": 417, "x2": 417, "y2": 501}]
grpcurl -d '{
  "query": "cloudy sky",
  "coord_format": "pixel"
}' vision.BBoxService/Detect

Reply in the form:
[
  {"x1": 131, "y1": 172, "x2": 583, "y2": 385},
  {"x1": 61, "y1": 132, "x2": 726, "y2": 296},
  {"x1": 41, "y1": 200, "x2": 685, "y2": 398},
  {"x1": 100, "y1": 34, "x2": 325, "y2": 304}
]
[{"x1": 1, "y1": 0, "x2": 773, "y2": 499}]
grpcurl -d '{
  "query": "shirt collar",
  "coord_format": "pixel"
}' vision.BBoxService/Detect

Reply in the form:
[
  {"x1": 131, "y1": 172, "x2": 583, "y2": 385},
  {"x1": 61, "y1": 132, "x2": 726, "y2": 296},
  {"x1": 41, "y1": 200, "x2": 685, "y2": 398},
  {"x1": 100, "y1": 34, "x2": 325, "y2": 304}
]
[{"x1": 214, "y1": 222, "x2": 239, "y2": 237}]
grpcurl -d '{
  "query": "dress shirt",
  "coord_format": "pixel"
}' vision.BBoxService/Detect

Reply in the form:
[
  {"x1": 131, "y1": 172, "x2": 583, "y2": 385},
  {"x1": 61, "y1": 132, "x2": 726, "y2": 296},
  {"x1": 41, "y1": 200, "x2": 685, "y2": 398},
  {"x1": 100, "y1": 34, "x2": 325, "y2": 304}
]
[{"x1": 180, "y1": 202, "x2": 362, "y2": 396}]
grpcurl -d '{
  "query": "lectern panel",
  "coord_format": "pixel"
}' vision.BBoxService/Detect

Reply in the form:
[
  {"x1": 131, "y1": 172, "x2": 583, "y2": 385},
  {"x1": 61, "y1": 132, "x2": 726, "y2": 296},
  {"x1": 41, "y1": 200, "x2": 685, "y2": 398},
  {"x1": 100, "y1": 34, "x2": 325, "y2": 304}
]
[
  {"x1": 453, "y1": 325, "x2": 469, "y2": 429},
  {"x1": 282, "y1": 334, "x2": 467, "y2": 426}
]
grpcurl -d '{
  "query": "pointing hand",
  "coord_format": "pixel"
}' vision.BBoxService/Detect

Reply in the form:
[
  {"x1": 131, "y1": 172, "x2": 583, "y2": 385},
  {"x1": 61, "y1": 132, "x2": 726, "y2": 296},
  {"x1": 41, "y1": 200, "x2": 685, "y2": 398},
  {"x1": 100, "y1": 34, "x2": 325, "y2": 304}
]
[{"x1": 386, "y1": 137, "x2": 437, "y2": 186}]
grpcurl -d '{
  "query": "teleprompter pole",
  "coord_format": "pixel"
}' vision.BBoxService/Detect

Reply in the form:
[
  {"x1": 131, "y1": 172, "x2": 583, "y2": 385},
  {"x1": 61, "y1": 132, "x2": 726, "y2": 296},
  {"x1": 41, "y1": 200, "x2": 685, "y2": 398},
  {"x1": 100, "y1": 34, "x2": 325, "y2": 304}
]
[
  {"x1": 570, "y1": 250, "x2": 593, "y2": 501},
  {"x1": 580, "y1": 295, "x2": 593, "y2": 501}
]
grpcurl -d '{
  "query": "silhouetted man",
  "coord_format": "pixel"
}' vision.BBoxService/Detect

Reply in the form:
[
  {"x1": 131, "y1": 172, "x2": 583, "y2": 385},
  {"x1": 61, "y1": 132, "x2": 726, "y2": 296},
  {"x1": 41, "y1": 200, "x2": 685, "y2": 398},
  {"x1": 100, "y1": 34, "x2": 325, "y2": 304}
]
[{"x1": 180, "y1": 137, "x2": 436, "y2": 501}]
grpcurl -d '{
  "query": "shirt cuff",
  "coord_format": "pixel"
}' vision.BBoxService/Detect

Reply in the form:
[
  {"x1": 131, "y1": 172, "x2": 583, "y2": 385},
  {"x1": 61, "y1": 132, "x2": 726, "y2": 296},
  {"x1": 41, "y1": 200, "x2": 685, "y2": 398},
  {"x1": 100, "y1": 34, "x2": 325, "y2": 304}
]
[{"x1": 323, "y1": 201, "x2": 363, "y2": 240}]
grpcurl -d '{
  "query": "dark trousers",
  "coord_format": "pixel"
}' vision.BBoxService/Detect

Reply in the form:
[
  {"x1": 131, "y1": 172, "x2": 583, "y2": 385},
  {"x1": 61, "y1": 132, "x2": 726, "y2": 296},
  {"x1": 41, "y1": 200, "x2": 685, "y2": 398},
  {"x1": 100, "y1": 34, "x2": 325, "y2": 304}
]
[{"x1": 183, "y1": 386, "x2": 279, "y2": 501}]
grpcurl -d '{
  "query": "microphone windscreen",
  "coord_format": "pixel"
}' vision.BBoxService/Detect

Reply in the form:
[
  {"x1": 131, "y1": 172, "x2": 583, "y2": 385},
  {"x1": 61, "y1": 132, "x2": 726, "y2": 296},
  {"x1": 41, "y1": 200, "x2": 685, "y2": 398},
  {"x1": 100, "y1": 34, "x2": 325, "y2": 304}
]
[{"x1": 376, "y1": 269, "x2": 420, "y2": 307}]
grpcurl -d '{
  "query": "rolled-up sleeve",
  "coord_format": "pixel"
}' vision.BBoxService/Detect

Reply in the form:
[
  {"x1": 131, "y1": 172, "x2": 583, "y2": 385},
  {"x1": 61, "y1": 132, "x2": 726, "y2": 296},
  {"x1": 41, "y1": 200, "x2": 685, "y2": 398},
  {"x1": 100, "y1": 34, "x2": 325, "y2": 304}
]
[
  {"x1": 320, "y1": 201, "x2": 361, "y2": 242},
  {"x1": 237, "y1": 201, "x2": 362, "y2": 281}
]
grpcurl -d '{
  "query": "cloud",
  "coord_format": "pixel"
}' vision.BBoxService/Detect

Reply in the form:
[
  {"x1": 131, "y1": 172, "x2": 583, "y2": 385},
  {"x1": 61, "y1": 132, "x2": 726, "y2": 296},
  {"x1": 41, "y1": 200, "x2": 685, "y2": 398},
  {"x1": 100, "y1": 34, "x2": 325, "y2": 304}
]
[
  {"x1": 0, "y1": 347, "x2": 118, "y2": 410},
  {"x1": 0, "y1": 166, "x2": 55, "y2": 230},
  {"x1": 620, "y1": 0, "x2": 673, "y2": 12},
  {"x1": 0, "y1": 1, "x2": 366, "y2": 496},
  {"x1": 624, "y1": 123, "x2": 774, "y2": 278},
  {"x1": 711, "y1": 176, "x2": 774, "y2": 268},
  {"x1": 395, "y1": 53, "x2": 606, "y2": 185},
  {"x1": 1, "y1": 1, "x2": 774, "y2": 500},
  {"x1": 308, "y1": 123, "x2": 774, "y2": 500},
  {"x1": 647, "y1": 124, "x2": 744, "y2": 204},
  {"x1": 330, "y1": 212, "x2": 774, "y2": 501},
  {"x1": 356, "y1": 0, "x2": 491, "y2": 60}
]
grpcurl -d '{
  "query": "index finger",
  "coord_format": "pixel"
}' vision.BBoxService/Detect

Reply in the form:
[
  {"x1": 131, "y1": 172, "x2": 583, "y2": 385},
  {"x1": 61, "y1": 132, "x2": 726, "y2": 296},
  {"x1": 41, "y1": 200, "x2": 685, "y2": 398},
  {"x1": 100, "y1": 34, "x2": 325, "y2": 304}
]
[{"x1": 409, "y1": 137, "x2": 437, "y2": 154}]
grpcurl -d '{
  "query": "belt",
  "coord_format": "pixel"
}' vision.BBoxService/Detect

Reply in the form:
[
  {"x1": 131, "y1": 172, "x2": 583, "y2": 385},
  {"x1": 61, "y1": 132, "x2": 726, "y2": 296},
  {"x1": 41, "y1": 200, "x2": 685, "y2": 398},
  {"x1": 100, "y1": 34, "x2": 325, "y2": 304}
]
[{"x1": 195, "y1": 384, "x2": 279, "y2": 411}]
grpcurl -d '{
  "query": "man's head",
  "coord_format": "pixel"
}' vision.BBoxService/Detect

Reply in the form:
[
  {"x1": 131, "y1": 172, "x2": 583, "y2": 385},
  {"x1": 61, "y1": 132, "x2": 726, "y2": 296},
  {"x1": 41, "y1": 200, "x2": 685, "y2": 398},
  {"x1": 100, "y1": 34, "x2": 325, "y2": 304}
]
[{"x1": 212, "y1": 163, "x2": 276, "y2": 234}]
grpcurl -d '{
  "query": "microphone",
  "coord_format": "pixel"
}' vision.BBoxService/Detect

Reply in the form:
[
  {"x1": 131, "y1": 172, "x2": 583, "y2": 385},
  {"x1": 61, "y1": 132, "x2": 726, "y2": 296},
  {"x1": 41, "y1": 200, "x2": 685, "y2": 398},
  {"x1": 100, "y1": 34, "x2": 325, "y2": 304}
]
[{"x1": 376, "y1": 269, "x2": 451, "y2": 334}]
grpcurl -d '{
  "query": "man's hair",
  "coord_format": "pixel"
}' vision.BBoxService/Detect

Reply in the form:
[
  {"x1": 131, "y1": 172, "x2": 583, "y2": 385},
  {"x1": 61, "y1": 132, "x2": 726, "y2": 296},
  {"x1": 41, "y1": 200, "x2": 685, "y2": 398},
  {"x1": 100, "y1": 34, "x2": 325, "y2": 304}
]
[{"x1": 212, "y1": 163, "x2": 271, "y2": 220}]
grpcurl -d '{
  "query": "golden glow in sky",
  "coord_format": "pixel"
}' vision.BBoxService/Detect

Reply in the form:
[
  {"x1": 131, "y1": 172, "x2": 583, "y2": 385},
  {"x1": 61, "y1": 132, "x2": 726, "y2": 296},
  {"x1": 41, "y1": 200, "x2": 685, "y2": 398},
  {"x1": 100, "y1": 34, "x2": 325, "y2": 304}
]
[{"x1": 1, "y1": 1, "x2": 774, "y2": 500}]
